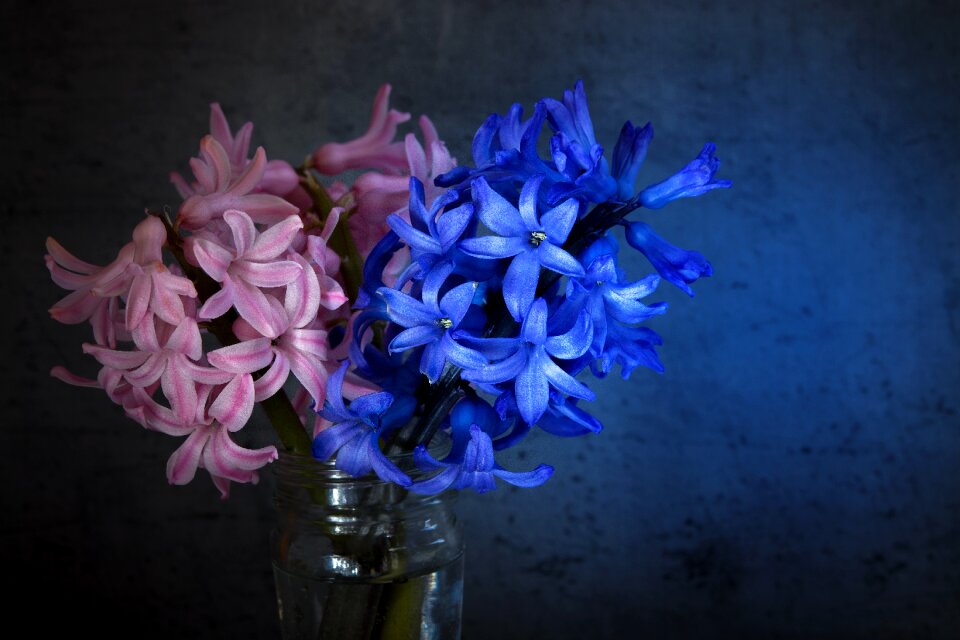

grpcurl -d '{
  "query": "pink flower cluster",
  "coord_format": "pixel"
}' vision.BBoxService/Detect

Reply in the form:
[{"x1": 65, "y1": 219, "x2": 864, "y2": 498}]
[{"x1": 47, "y1": 86, "x2": 455, "y2": 497}]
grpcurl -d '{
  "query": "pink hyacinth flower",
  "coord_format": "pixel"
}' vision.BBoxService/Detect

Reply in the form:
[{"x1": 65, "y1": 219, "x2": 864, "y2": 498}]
[
  {"x1": 83, "y1": 317, "x2": 233, "y2": 425},
  {"x1": 172, "y1": 105, "x2": 299, "y2": 200},
  {"x1": 186, "y1": 210, "x2": 304, "y2": 338},
  {"x1": 311, "y1": 84, "x2": 411, "y2": 175},
  {"x1": 164, "y1": 382, "x2": 278, "y2": 499},
  {"x1": 176, "y1": 136, "x2": 299, "y2": 230}
]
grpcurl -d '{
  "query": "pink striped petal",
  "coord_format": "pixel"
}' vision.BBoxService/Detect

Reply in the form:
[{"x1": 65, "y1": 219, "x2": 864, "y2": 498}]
[
  {"x1": 318, "y1": 274, "x2": 348, "y2": 310},
  {"x1": 50, "y1": 365, "x2": 100, "y2": 388},
  {"x1": 82, "y1": 344, "x2": 150, "y2": 370},
  {"x1": 405, "y1": 133, "x2": 428, "y2": 180},
  {"x1": 208, "y1": 104, "x2": 232, "y2": 156},
  {"x1": 231, "y1": 278, "x2": 284, "y2": 338},
  {"x1": 253, "y1": 352, "x2": 290, "y2": 402},
  {"x1": 167, "y1": 426, "x2": 213, "y2": 485},
  {"x1": 284, "y1": 253, "x2": 320, "y2": 328},
  {"x1": 151, "y1": 271, "x2": 190, "y2": 325},
  {"x1": 207, "y1": 424, "x2": 278, "y2": 475},
  {"x1": 233, "y1": 259, "x2": 301, "y2": 288},
  {"x1": 165, "y1": 317, "x2": 202, "y2": 359},
  {"x1": 90, "y1": 297, "x2": 118, "y2": 347},
  {"x1": 282, "y1": 328, "x2": 329, "y2": 358},
  {"x1": 228, "y1": 146, "x2": 267, "y2": 196},
  {"x1": 245, "y1": 215, "x2": 303, "y2": 261},
  {"x1": 162, "y1": 357, "x2": 200, "y2": 424},
  {"x1": 190, "y1": 237, "x2": 233, "y2": 282},
  {"x1": 130, "y1": 315, "x2": 161, "y2": 351},
  {"x1": 201, "y1": 136, "x2": 232, "y2": 192},
  {"x1": 232, "y1": 193, "x2": 299, "y2": 226},
  {"x1": 46, "y1": 257, "x2": 99, "y2": 289},
  {"x1": 231, "y1": 123, "x2": 253, "y2": 167},
  {"x1": 49, "y1": 289, "x2": 104, "y2": 324},
  {"x1": 198, "y1": 280, "x2": 235, "y2": 320},
  {"x1": 125, "y1": 271, "x2": 151, "y2": 330},
  {"x1": 184, "y1": 361, "x2": 234, "y2": 386},
  {"x1": 45, "y1": 237, "x2": 98, "y2": 274},
  {"x1": 286, "y1": 349, "x2": 328, "y2": 408},
  {"x1": 208, "y1": 338, "x2": 274, "y2": 374},
  {"x1": 124, "y1": 353, "x2": 166, "y2": 388},
  {"x1": 223, "y1": 209, "x2": 256, "y2": 256},
  {"x1": 209, "y1": 374, "x2": 254, "y2": 432}
]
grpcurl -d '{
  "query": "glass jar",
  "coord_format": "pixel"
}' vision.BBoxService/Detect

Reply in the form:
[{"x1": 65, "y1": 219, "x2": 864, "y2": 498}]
[{"x1": 272, "y1": 452, "x2": 464, "y2": 640}]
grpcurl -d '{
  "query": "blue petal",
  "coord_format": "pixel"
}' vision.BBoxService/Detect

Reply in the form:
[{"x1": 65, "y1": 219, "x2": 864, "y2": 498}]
[
  {"x1": 408, "y1": 465, "x2": 460, "y2": 494},
  {"x1": 458, "y1": 334, "x2": 521, "y2": 360},
  {"x1": 379, "y1": 287, "x2": 439, "y2": 326},
  {"x1": 369, "y1": 444, "x2": 412, "y2": 487},
  {"x1": 321, "y1": 361, "x2": 350, "y2": 418},
  {"x1": 459, "y1": 235, "x2": 527, "y2": 259},
  {"x1": 542, "y1": 357, "x2": 595, "y2": 401},
  {"x1": 494, "y1": 463, "x2": 554, "y2": 488},
  {"x1": 539, "y1": 198, "x2": 579, "y2": 244},
  {"x1": 503, "y1": 249, "x2": 540, "y2": 321},
  {"x1": 537, "y1": 242, "x2": 585, "y2": 277},
  {"x1": 545, "y1": 309, "x2": 592, "y2": 359},
  {"x1": 461, "y1": 347, "x2": 527, "y2": 384},
  {"x1": 441, "y1": 332, "x2": 488, "y2": 369},
  {"x1": 611, "y1": 120, "x2": 653, "y2": 201},
  {"x1": 312, "y1": 422, "x2": 364, "y2": 461},
  {"x1": 413, "y1": 444, "x2": 445, "y2": 470},
  {"x1": 624, "y1": 222, "x2": 712, "y2": 296},
  {"x1": 439, "y1": 281, "x2": 479, "y2": 327},
  {"x1": 517, "y1": 174, "x2": 545, "y2": 231},
  {"x1": 471, "y1": 114, "x2": 501, "y2": 167},
  {"x1": 350, "y1": 391, "x2": 395, "y2": 423},
  {"x1": 637, "y1": 142, "x2": 731, "y2": 209},
  {"x1": 389, "y1": 325, "x2": 441, "y2": 353},
  {"x1": 387, "y1": 214, "x2": 442, "y2": 254},
  {"x1": 522, "y1": 298, "x2": 549, "y2": 345},
  {"x1": 472, "y1": 177, "x2": 526, "y2": 236},
  {"x1": 515, "y1": 353, "x2": 550, "y2": 424},
  {"x1": 437, "y1": 202, "x2": 474, "y2": 252},
  {"x1": 420, "y1": 341, "x2": 447, "y2": 383},
  {"x1": 421, "y1": 260, "x2": 454, "y2": 311},
  {"x1": 336, "y1": 431, "x2": 375, "y2": 477}
]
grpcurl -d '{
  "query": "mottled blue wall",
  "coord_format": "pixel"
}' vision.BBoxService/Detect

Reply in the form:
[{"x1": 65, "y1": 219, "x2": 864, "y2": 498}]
[{"x1": 2, "y1": 0, "x2": 958, "y2": 638}]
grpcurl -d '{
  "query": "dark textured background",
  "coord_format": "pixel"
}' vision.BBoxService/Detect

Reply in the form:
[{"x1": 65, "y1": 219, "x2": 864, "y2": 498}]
[{"x1": 2, "y1": 0, "x2": 959, "y2": 638}]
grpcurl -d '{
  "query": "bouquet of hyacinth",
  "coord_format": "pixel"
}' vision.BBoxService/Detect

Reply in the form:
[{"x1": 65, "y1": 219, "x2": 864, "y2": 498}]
[{"x1": 46, "y1": 81, "x2": 729, "y2": 498}]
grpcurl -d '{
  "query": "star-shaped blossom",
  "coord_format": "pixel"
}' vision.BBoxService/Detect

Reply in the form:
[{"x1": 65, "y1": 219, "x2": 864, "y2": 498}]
[
  {"x1": 312, "y1": 363, "x2": 411, "y2": 486},
  {"x1": 459, "y1": 175, "x2": 584, "y2": 321},
  {"x1": 378, "y1": 266, "x2": 487, "y2": 382},
  {"x1": 408, "y1": 397, "x2": 553, "y2": 494},
  {"x1": 462, "y1": 298, "x2": 594, "y2": 425},
  {"x1": 187, "y1": 210, "x2": 303, "y2": 337}
]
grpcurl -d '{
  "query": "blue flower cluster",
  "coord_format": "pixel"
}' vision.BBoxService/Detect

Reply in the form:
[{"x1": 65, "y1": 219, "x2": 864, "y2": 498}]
[{"x1": 314, "y1": 81, "x2": 730, "y2": 493}]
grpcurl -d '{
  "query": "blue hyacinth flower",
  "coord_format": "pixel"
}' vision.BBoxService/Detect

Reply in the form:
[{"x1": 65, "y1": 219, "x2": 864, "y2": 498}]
[
  {"x1": 461, "y1": 298, "x2": 594, "y2": 425},
  {"x1": 312, "y1": 362, "x2": 413, "y2": 486},
  {"x1": 611, "y1": 120, "x2": 654, "y2": 201},
  {"x1": 459, "y1": 175, "x2": 584, "y2": 321},
  {"x1": 408, "y1": 397, "x2": 553, "y2": 494},
  {"x1": 624, "y1": 221, "x2": 713, "y2": 296},
  {"x1": 638, "y1": 142, "x2": 732, "y2": 209},
  {"x1": 377, "y1": 267, "x2": 487, "y2": 383}
]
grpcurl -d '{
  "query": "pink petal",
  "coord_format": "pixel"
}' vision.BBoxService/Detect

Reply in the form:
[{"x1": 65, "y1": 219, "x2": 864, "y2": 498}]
[
  {"x1": 231, "y1": 278, "x2": 284, "y2": 338},
  {"x1": 198, "y1": 280, "x2": 235, "y2": 320},
  {"x1": 125, "y1": 353, "x2": 167, "y2": 388},
  {"x1": 233, "y1": 259, "x2": 301, "y2": 288},
  {"x1": 189, "y1": 236, "x2": 233, "y2": 282},
  {"x1": 223, "y1": 209, "x2": 257, "y2": 256},
  {"x1": 260, "y1": 160, "x2": 299, "y2": 196},
  {"x1": 284, "y1": 253, "x2": 321, "y2": 328},
  {"x1": 150, "y1": 271, "x2": 190, "y2": 325},
  {"x1": 130, "y1": 315, "x2": 161, "y2": 351},
  {"x1": 319, "y1": 274, "x2": 348, "y2": 310},
  {"x1": 210, "y1": 473, "x2": 232, "y2": 499},
  {"x1": 207, "y1": 424, "x2": 278, "y2": 474},
  {"x1": 282, "y1": 328, "x2": 328, "y2": 358},
  {"x1": 232, "y1": 193, "x2": 300, "y2": 226},
  {"x1": 90, "y1": 297, "x2": 118, "y2": 348},
  {"x1": 209, "y1": 374, "x2": 255, "y2": 432},
  {"x1": 50, "y1": 365, "x2": 100, "y2": 388},
  {"x1": 245, "y1": 215, "x2": 303, "y2": 261},
  {"x1": 405, "y1": 133, "x2": 428, "y2": 179},
  {"x1": 285, "y1": 349, "x2": 328, "y2": 408},
  {"x1": 183, "y1": 361, "x2": 234, "y2": 386},
  {"x1": 231, "y1": 123, "x2": 253, "y2": 168},
  {"x1": 201, "y1": 135, "x2": 233, "y2": 192},
  {"x1": 209, "y1": 103, "x2": 232, "y2": 152},
  {"x1": 162, "y1": 357, "x2": 200, "y2": 424},
  {"x1": 49, "y1": 289, "x2": 104, "y2": 324},
  {"x1": 208, "y1": 338, "x2": 274, "y2": 374},
  {"x1": 165, "y1": 317, "x2": 202, "y2": 359},
  {"x1": 228, "y1": 146, "x2": 267, "y2": 196},
  {"x1": 253, "y1": 352, "x2": 290, "y2": 402},
  {"x1": 167, "y1": 426, "x2": 213, "y2": 485},
  {"x1": 82, "y1": 344, "x2": 150, "y2": 370},
  {"x1": 124, "y1": 271, "x2": 151, "y2": 330},
  {"x1": 45, "y1": 237, "x2": 97, "y2": 274}
]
